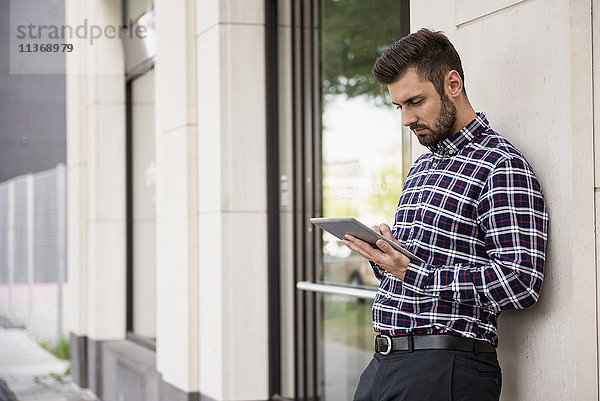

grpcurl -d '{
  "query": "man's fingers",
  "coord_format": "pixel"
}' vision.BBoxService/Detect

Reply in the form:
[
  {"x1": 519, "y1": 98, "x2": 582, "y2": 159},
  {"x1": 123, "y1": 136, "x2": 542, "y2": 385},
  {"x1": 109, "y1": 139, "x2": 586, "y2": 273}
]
[
  {"x1": 376, "y1": 239, "x2": 390, "y2": 252},
  {"x1": 342, "y1": 238, "x2": 372, "y2": 261},
  {"x1": 378, "y1": 223, "x2": 394, "y2": 239},
  {"x1": 342, "y1": 234, "x2": 383, "y2": 262},
  {"x1": 343, "y1": 231, "x2": 410, "y2": 280},
  {"x1": 372, "y1": 223, "x2": 394, "y2": 240},
  {"x1": 378, "y1": 239, "x2": 411, "y2": 267}
]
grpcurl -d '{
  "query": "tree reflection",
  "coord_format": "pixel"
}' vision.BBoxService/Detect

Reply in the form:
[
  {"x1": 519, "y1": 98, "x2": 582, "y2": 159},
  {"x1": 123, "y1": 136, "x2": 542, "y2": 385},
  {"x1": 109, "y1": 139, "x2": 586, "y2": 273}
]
[{"x1": 321, "y1": 0, "x2": 406, "y2": 101}]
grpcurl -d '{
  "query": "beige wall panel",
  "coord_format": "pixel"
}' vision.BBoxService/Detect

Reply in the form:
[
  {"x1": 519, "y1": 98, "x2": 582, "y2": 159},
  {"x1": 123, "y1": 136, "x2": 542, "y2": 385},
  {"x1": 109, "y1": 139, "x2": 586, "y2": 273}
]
[
  {"x1": 197, "y1": 26, "x2": 223, "y2": 213},
  {"x1": 155, "y1": 126, "x2": 199, "y2": 391},
  {"x1": 219, "y1": 211, "x2": 268, "y2": 400},
  {"x1": 65, "y1": 0, "x2": 88, "y2": 335},
  {"x1": 456, "y1": 1, "x2": 579, "y2": 399},
  {"x1": 219, "y1": 0, "x2": 264, "y2": 25},
  {"x1": 86, "y1": 221, "x2": 126, "y2": 339},
  {"x1": 409, "y1": 0, "x2": 455, "y2": 40},
  {"x1": 88, "y1": 72, "x2": 125, "y2": 106},
  {"x1": 86, "y1": 104, "x2": 126, "y2": 221},
  {"x1": 197, "y1": 23, "x2": 266, "y2": 214},
  {"x1": 85, "y1": 100, "x2": 127, "y2": 340},
  {"x1": 197, "y1": 0, "x2": 219, "y2": 36},
  {"x1": 65, "y1": 68, "x2": 87, "y2": 167},
  {"x1": 412, "y1": 0, "x2": 598, "y2": 399},
  {"x1": 593, "y1": 0, "x2": 600, "y2": 395},
  {"x1": 455, "y1": 0, "x2": 536, "y2": 27},
  {"x1": 155, "y1": 0, "x2": 197, "y2": 133},
  {"x1": 198, "y1": 212, "x2": 268, "y2": 401},
  {"x1": 89, "y1": 74, "x2": 124, "y2": 106},
  {"x1": 66, "y1": 0, "x2": 128, "y2": 341},
  {"x1": 198, "y1": 212, "x2": 224, "y2": 398},
  {"x1": 86, "y1": 0, "x2": 124, "y2": 77},
  {"x1": 66, "y1": 164, "x2": 87, "y2": 336},
  {"x1": 154, "y1": 0, "x2": 199, "y2": 392},
  {"x1": 196, "y1": 20, "x2": 268, "y2": 401},
  {"x1": 567, "y1": 2, "x2": 597, "y2": 401},
  {"x1": 220, "y1": 23, "x2": 267, "y2": 213},
  {"x1": 455, "y1": 0, "x2": 569, "y2": 173},
  {"x1": 197, "y1": 0, "x2": 264, "y2": 35}
]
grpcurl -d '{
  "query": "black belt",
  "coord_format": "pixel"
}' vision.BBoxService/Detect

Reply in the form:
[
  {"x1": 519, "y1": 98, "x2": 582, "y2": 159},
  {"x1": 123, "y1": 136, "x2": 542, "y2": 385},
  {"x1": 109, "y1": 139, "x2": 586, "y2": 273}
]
[{"x1": 374, "y1": 334, "x2": 496, "y2": 355}]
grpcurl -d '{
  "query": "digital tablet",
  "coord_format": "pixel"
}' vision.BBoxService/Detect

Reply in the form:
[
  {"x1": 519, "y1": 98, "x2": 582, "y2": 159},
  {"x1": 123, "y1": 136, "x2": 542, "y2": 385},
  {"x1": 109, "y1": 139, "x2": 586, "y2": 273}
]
[{"x1": 310, "y1": 217, "x2": 425, "y2": 263}]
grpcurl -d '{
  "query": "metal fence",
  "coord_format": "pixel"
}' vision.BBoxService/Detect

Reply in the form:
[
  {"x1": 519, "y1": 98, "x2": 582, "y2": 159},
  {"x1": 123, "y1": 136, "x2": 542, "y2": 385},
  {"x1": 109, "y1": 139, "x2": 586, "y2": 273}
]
[{"x1": 0, "y1": 164, "x2": 66, "y2": 343}]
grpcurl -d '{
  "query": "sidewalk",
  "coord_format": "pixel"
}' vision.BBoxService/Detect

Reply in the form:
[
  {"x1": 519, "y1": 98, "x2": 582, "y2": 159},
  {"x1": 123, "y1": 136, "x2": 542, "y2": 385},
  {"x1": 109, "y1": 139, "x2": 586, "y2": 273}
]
[{"x1": 0, "y1": 327, "x2": 98, "y2": 401}]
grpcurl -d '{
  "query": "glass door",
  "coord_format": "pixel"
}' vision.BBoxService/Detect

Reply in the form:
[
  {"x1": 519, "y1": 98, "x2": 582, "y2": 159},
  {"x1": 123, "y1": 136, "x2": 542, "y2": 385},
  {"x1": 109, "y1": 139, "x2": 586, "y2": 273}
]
[
  {"x1": 271, "y1": 1, "x2": 410, "y2": 399},
  {"x1": 316, "y1": 1, "x2": 410, "y2": 399}
]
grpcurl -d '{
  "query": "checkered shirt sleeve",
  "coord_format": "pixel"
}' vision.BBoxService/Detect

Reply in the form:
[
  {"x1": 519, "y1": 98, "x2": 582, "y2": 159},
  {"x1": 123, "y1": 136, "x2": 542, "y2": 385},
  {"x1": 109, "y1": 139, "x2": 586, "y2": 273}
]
[{"x1": 402, "y1": 155, "x2": 547, "y2": 313}]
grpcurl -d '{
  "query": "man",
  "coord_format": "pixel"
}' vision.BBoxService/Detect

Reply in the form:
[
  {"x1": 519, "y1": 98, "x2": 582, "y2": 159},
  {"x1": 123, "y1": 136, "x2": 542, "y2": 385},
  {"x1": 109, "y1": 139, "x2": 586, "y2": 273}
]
[{"x1": 342, "y1": 29, "x2": 548, "y2": 401}]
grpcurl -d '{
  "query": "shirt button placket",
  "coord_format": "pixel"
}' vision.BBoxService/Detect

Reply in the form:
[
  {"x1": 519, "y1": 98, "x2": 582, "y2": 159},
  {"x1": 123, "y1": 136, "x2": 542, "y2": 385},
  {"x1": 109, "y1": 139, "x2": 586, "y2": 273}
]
[
  {"x1": 432, "y1": 154, "x2": 441, "y2": 169},
  {"x1": 410, "y1": 159, "x2": 433, "y2": 242},
  {"x1": 413, "y1": 156, "x2": 437, "y2": 245}
]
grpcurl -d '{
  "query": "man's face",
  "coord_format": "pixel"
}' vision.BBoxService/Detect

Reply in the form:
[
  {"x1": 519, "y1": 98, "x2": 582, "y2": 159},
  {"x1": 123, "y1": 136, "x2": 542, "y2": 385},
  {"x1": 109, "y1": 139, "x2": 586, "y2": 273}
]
[{"x1": 388, "y1": 69, "x2": 457, "y2": 147}]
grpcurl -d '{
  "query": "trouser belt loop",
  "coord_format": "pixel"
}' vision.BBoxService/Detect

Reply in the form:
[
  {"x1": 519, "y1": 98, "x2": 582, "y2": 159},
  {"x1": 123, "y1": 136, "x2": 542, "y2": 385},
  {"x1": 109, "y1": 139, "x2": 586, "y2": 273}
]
[
  {"x1": 408, "y1": 335, "x2": 414, "y2": 353},
  {"x1": 473, "y1": 340, "x2": 479, "y2": 356}
]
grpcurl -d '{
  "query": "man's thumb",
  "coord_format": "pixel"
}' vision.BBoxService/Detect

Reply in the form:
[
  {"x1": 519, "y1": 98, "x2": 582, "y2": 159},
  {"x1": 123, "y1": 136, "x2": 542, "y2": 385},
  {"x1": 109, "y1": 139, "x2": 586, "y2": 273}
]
[{"x1": 376, "y1": 239, "x2": 388, "y2": 250}]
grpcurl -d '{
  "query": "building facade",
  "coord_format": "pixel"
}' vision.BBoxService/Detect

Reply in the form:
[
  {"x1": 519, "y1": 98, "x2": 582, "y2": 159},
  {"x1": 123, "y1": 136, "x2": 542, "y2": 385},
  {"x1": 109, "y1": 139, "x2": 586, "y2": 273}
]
[
  {"x1": 66, "y1": 0, "x2": 600, "y2": 400},
  {"x1": 0, "y1": 0, "x2": 66, "y2": 181}
]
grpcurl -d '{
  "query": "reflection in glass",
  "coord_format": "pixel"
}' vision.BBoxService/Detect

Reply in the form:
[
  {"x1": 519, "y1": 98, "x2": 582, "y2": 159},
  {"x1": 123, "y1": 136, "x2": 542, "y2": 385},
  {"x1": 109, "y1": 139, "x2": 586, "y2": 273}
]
[
  {"x1": 321, "y1": 96, "x2": 407, "y2": 289},
  {"x1": 320, "y1": 0, "x2": 407, "y2": 290},
  {"x1": 321, "y1": 294, "x2": 374, "y2": 400},
  {"x1": 125, "y1": 0, "x2": 153, "y2": 21},
  {"x1": 319, "y1": 1, "x2": 409, "y2": 399}
]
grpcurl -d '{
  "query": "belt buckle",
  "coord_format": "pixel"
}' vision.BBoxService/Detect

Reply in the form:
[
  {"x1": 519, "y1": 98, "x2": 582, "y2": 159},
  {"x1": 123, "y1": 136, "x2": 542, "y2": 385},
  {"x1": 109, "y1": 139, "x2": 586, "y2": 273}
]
[{"x1": 375, "y1": 334, "x2": 392, "y2": 355}]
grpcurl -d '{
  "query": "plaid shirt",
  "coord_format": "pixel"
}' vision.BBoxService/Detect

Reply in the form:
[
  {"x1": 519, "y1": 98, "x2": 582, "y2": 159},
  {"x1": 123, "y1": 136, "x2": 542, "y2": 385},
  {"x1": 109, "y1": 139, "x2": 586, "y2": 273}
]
[{"x1": 372, "y1": 113, "x2": 548, "y2": 346}]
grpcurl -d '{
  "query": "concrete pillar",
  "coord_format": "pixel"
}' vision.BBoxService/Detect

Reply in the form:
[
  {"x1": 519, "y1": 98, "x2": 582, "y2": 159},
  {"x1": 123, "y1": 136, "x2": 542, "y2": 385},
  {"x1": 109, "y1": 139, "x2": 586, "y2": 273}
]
[
  {"x1": 196, "y1": 0, "x2": 269, "y2": 399},
  {"x1": 66, "y1": 0, "x2": 126, "y2": 393},
  {"x1": 153, "y1": 0, "x2": 199, "y2": 394}
]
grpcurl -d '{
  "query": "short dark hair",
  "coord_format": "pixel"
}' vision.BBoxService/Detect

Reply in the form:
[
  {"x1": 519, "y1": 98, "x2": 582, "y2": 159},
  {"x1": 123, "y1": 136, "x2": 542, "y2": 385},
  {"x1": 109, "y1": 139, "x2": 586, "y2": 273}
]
[{"x1": 371, "y1": 28, "x2": 465, "y2": 96}]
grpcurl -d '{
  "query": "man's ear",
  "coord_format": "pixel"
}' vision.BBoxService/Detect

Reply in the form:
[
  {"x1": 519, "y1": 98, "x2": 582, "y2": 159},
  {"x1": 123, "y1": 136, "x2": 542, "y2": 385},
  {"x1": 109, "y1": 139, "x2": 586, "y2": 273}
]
[{"x1": 445, "y1": 70, "x2": 463, "y2": 99}]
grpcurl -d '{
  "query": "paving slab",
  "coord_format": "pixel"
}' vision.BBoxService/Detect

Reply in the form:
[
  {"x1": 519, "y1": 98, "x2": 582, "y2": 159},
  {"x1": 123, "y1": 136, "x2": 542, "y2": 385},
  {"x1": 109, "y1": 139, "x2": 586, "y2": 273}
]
[{"x1": 0, "y1": 328, "x2": 98, "y2": 401}]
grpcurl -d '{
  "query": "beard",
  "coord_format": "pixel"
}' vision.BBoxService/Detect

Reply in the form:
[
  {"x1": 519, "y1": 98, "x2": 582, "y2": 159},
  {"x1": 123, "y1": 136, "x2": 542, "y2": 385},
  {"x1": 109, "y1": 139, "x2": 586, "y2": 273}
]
[{"x1": 410, "y1": 92, "x2": 457, "y2": 147}]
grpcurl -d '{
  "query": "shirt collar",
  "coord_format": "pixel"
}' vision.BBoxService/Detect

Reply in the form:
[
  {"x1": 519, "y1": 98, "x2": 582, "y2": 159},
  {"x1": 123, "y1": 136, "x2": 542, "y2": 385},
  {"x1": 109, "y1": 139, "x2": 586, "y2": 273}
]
[{"x1": 429, "y1": 112, "x2": 490, "y2": 156}]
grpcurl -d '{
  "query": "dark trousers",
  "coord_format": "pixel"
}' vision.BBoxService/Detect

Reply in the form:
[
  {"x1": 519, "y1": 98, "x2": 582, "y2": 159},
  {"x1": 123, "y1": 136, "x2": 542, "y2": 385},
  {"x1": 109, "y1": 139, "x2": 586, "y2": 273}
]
[{"x1": 353, "y1": 349, "x2": 502, "y2": 401}]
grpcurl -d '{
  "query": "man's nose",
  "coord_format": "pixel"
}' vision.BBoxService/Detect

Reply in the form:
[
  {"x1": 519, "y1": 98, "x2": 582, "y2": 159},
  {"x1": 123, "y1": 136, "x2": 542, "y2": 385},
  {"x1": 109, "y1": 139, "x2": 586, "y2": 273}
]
[{"x1": 401, "y1": 110, "x2": 417, "y2": 127}]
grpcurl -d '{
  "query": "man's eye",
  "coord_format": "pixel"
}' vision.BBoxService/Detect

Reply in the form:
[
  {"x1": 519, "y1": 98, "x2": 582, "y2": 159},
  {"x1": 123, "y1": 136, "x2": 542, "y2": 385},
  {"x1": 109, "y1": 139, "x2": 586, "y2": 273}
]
[
  {"x1": 396, "y1": 105, "x2": 402, "y2": 110},
  {"x1": 412, "y1": 100, "x2": 422, "y2": 105}
]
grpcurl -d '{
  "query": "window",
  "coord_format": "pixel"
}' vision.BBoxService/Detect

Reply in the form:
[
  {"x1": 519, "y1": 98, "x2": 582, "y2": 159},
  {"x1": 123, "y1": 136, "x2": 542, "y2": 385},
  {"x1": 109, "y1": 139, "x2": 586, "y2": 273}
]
[
  {"x1": 124, "y1": 0, "x2": 156, "y2": 347},
  {"x1": 127, "y1": 68, "x2": 156, "y2": 343},
  {"x1": 270, "y1": 0, "x2": 410, "y2": 399},
  {"x1": 318, "y1": 1, "x2": 410, "y2": 397}
]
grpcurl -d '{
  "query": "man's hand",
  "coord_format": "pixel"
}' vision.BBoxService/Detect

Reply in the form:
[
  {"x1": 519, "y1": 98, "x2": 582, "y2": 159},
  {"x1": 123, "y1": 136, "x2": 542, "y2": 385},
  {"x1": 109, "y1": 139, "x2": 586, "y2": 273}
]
[{"x1": 341, "y1": 223, "x2": 411, "y2": 281}]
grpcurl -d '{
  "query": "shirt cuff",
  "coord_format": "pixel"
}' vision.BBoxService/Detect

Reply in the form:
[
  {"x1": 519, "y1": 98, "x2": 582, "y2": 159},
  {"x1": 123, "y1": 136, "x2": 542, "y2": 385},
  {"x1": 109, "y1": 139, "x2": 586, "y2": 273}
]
[
  {"x1": 369, "y1": 261, "x2": 385, "y2": 280},
  {"x1": 402, "y1": 260, "x2": 431, "y2": 290}
]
